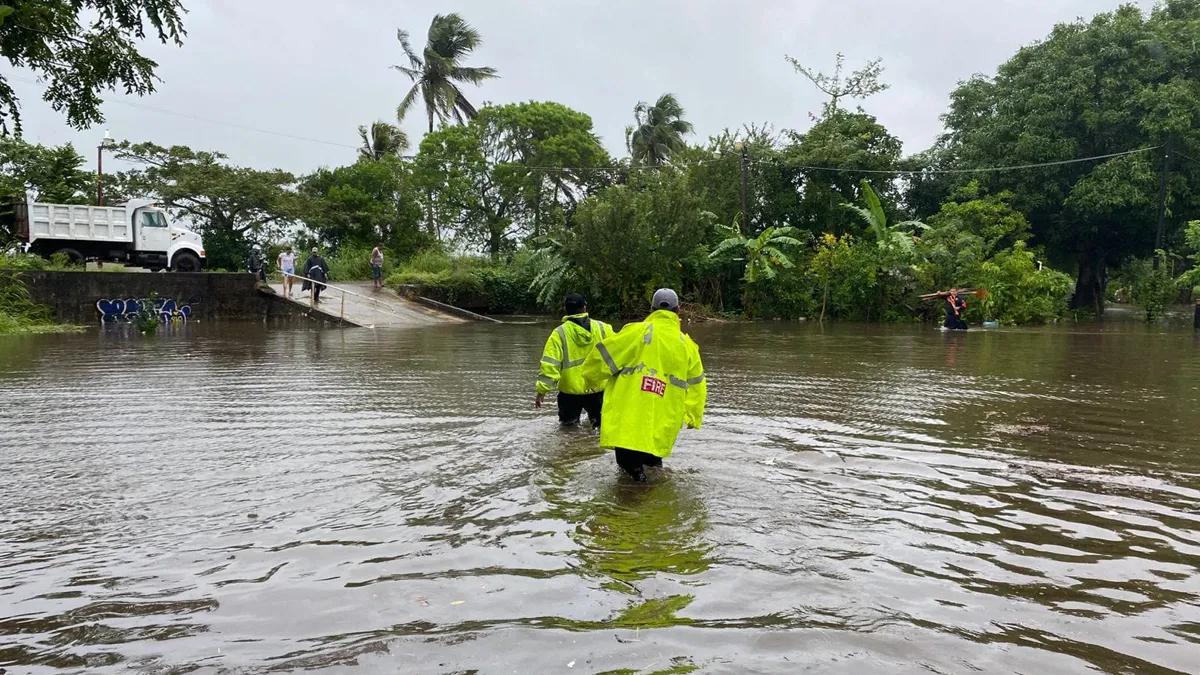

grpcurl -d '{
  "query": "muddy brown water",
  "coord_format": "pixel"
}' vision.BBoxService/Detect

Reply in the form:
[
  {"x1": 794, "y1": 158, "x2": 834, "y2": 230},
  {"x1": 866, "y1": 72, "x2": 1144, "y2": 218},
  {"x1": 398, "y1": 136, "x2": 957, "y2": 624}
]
[{"x1": 1, "y1": 320, "x2": 1198, "y2": 674}]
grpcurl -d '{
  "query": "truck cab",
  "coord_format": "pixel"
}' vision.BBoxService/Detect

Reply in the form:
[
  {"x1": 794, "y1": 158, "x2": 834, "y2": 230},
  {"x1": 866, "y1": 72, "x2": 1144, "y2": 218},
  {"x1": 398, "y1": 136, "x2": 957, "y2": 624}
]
[{"x1": 129, "y1": 202, "x2": 205, "y2": 272}]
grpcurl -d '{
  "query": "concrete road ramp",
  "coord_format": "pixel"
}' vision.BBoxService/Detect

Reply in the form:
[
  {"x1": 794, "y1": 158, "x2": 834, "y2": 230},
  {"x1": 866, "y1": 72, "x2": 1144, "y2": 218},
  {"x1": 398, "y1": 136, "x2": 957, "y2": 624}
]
[{"x1": 266, "y1": 281, "x2": 463, "y2": 327}]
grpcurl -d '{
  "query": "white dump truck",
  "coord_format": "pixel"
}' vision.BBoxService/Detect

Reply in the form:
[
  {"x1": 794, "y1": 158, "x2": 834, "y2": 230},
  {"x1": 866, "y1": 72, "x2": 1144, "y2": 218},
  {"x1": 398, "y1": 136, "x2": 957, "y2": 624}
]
[{"x1": 11, "y1": 194, "x2": 206, "y2": 272}]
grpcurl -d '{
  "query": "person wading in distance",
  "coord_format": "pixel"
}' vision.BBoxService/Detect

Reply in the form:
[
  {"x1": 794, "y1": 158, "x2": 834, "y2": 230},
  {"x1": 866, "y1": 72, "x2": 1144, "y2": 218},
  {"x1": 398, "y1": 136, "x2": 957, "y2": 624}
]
[
  {"x1": 582, "y1": 289, "x2": 707, "y2": 482},
  {"x1": 536, "y1": 294, "x2": 613, "y2": 428}
]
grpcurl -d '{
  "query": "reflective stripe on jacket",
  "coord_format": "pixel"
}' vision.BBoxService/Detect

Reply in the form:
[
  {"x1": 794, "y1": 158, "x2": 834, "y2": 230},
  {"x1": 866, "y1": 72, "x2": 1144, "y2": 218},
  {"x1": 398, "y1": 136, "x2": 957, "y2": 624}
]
[
  {"x1": 582, "y1": 309, "x2": 706, "y2": 457},
  {"x1": 536, "y1": 313, "x2": 614, "y2": 395}
]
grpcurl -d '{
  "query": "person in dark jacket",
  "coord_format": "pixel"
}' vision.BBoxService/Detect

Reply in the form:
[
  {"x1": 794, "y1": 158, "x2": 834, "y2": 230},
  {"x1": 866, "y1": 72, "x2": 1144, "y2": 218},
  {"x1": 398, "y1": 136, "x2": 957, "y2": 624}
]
[
  {"x1": 943, "y1": 289, "x2": 968, "y2": 330},
  {"x1": 246, "y1": 244, "x2": 266, "y2": 281},
  {"x1": 302, "y1": 247, "x2": 330, "y2": 304}
]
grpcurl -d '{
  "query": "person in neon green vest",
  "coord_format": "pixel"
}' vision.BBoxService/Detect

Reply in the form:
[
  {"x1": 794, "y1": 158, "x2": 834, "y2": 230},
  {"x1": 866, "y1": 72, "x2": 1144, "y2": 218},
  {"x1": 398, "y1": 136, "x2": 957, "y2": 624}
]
[
  {"x1": 535, "y1": 294, "x2": 614, "y2": 428},
  {"x1": 583, "y1": 289, "x2": 707, "y2": 481}
]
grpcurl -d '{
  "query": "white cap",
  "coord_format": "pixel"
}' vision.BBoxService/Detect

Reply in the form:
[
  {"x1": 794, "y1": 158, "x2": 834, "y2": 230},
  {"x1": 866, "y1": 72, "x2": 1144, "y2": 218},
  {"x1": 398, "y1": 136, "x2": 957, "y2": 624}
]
[
  {"x1": 252, "y1": 244, "x2": 261, "y2": 250},
  {"x1": 651, "y1": 288, "x2": 679, "y2": 311},
  {"x1": 312, "y1": 247, "x2": 319, "y2": 253}
]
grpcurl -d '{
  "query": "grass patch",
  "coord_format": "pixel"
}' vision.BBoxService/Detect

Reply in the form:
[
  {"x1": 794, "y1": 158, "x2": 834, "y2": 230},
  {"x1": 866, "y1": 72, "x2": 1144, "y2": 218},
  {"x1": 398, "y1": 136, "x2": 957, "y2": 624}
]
[{"x1": 0, "y1": 271, "x2": 78, "y2": 334}]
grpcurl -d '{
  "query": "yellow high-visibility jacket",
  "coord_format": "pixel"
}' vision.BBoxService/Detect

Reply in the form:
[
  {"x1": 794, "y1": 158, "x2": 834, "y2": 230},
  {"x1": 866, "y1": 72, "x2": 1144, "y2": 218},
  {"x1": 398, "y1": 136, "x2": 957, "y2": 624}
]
[
  {"x1": 537, "y1": 314, "x2": 614, "y2": 395},
  {"x1": 582, "y1": 309, "x2": 706, "y2": 457}
]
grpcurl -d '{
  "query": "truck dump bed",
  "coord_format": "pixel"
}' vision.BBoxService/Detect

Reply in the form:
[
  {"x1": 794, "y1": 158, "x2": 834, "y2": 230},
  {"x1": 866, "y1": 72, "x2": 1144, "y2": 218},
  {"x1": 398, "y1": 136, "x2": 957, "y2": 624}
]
[{"x1": 28, "y1": 202, "x2": 131, "y2": 244}]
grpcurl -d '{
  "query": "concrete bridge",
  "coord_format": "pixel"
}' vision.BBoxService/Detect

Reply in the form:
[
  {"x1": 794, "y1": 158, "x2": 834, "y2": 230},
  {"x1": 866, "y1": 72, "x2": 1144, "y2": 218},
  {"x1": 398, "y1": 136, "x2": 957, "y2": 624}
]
[
  {"x1": 263, "y1": 280, "x2": 463, "y2": 327},
  {"x1": 16, "y1": 271, "x2": 475, "y2": 327}
]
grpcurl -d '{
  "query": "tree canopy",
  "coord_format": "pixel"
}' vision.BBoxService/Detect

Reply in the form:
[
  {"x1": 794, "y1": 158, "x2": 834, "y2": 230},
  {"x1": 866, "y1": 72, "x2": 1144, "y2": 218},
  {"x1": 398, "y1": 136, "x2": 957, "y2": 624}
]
[
  {"x1": 114, "y1": 141, "x2": 300, "y2": 269},
  {"x1": 414, "y1": 100, "x2": 610, "y2": 256},
  {"x1": 930, "y1": 0, "x2": 1200, "y2": 312},
  {"x1": 0, "y1": 0, "x2": 186, "y2": 135}
]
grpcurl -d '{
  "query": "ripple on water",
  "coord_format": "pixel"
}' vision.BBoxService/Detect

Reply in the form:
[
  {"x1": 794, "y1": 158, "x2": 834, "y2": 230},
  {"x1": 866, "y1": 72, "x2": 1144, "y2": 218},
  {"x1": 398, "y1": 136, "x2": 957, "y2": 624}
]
[{"x1": 0, "y1": 321, "x2": 1198, "y2": 673}]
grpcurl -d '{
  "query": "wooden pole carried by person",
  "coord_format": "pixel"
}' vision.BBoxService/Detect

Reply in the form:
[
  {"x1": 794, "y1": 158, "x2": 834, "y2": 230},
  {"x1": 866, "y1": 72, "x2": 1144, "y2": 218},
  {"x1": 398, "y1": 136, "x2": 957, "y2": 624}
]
[{"x1": 919, "y1": 288, "x2": 990, "y2": 302}]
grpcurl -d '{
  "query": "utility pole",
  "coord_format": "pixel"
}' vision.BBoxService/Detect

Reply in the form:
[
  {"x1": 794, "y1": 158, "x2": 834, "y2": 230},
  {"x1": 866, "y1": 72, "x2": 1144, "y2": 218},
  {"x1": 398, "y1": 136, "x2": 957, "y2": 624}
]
[
  {"x1": 97, "y1": 130, "x2": 114, "y2": 206},
  {"x1": 734, "y1": 141, "x2": 749, "y2": 230},
  {"x1": 97, "y1": 144, "x2": 104, "y2": 206},
  {"x1": 1154, "y1": 137, "x2": 1173, "y2": 269}
]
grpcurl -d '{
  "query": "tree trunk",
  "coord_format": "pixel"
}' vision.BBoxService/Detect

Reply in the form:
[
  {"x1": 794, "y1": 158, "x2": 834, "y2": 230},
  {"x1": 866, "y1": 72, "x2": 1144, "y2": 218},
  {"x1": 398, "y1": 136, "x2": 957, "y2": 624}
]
[
  {"x1": 1070, "y1": 249, "x2": 1106, "y2": 318},
  {"x1": 426, "y1": 117, "x2": 437, "y2": 239}
]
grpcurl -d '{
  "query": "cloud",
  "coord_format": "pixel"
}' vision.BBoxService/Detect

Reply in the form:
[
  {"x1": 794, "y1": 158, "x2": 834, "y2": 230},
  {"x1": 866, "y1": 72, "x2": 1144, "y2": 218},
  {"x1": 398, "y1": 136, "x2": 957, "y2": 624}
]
[{"x1": 10, "y1": 0, "x2": 1151, "y2": 174}]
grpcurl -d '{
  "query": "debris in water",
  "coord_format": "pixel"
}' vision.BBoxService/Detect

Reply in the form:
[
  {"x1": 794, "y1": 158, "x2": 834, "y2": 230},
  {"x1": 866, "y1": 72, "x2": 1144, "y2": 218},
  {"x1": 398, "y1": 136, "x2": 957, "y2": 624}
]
[
  {"x1": 567, "y1": 661, "x2": 575, "y2": 668},
  {"x1": 247, "y1": 513, "x2": 258, "y2": 519},
  {"x1": 451, "y1": 600, "x2": 465, "y2": 605}
]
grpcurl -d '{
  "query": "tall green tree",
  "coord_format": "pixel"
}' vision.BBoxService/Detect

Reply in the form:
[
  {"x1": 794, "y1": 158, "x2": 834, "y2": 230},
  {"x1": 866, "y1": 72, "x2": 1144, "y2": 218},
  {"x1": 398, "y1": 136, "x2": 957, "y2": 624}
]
[
  {"x1": 114, "y1": 142, "x2": 301, "y2": 269},
  {"x1": 935, "y1": 0, "x2": 1200, "y2": 314},
  {"x1": 300, "y1": 156, "x2": 427, "y2": 253},
  {"x1": 357, "y1": 121, "x2": 409, "y2": 160},
  {"x1": 0, "y1": 0, "x2": 186, "y2": 135},
  {"x1": 677, "y1": 126, "x2": 803, "y2": 237},
  {"x1": 414, "y1": 101, "x2": 609, "y2": 256},
  {"x1": 394, "y1": 13, "x2": 498, "y2": 134},
  {"x1": 0, "y1": 137, "x2": 96, "y2": 205},
  {"x1": 626, "y1": 94, "x2": 694, "y2": 166},
  {"x1": 561, "y1": 171, "x2": 713, "y2": 315},
  {"x1": 784, "y1": 108, "x2": 904, "y2": 236}
]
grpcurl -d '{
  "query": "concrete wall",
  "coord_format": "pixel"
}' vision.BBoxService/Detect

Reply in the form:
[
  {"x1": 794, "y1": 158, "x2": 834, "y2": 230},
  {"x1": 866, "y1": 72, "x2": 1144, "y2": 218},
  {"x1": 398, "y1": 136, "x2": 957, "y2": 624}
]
[{"x1": 16, "y1": 271, "x2": 321, "y2": 325}]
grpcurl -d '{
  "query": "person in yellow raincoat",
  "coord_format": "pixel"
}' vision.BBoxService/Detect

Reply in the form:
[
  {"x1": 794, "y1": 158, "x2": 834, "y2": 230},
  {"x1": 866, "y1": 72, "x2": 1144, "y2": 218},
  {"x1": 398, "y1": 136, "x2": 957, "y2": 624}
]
[
  {"x1": 536, "y1": 294, "x2": 614, "y2": 428},
  {"x1": 582, "y1": 289, "x2": 706, "y2": 481}
]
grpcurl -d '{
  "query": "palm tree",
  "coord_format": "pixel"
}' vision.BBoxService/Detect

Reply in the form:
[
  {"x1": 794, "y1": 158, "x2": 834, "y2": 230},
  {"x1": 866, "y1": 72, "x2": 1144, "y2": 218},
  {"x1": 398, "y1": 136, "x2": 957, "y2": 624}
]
[
  {"x1": 357, "y1": 121, "x2": 409, "y2": 160},
  {"x1": 843, "y1": 179, "x2": 926, "y2": 253},
  {"x1": 625, "y1": 93, "x2": 694, "y2": 166},
  {"x1": 394, "y1": 14, "x2": 499, "y2": 134}
]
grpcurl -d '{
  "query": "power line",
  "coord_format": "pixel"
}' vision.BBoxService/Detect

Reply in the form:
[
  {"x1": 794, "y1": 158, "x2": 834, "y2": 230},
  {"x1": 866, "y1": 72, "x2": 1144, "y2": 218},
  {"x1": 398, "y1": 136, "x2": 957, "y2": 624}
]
[
  {"x1": 7, "y1": 74, "x2": 359, "y2": 150},
  {"x1": 4, "y1": 75, "x2": 1164, "y2": 175},
  {"x1": 766, "y1": 146, "x2": 1160, "y2": 176}
]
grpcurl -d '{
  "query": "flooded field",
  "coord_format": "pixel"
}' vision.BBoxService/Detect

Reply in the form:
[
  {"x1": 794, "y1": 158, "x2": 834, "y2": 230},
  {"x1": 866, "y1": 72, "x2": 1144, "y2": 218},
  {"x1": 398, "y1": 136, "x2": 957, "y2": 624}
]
[{"x1": 1, "y1": 321, "x2": 1198, "y2": 674}]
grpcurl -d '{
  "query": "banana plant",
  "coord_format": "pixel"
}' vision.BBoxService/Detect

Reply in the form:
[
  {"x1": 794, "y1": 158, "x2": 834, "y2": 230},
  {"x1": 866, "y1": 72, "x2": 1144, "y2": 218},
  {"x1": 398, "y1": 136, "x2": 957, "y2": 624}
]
[
  {"x1": 843, "y1": 179, "x2": 926, "y2": 254},
  {"x1": 709, "y1": 217, "x2": 807, "y2": 283}
]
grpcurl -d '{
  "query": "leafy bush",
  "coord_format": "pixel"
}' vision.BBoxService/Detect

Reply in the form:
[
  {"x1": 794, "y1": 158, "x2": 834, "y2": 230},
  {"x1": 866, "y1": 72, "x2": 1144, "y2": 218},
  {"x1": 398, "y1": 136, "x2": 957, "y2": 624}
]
[
  {"x1": 974, "y1": 242, "x2": 1072, "y2": 324},
  {"x1": 474, "y1": 265, "x2": 535, "y2": 314},
  {"x1": 1117, "y1": 252, "x2": 1179, "y2": 322},
  {"x1": 326, "y1": 244, "x2": 392, "y2": 281},
  {"x1": 386, "y1": 269, "x2": 485, "y2": 307},
  {"x1": 405, "y1": 248, "x2": 456, "y2": 274}
]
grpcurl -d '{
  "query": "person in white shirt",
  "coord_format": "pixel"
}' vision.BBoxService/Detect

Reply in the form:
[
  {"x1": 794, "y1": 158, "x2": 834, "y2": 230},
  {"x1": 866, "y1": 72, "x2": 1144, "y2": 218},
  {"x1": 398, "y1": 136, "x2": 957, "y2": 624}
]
[
  {"x1": 370, "y1": 243, "x2": 385, "y2": 290},
  {"x1": 278, "y1": 245, "x2": 296, "y2": 298}
]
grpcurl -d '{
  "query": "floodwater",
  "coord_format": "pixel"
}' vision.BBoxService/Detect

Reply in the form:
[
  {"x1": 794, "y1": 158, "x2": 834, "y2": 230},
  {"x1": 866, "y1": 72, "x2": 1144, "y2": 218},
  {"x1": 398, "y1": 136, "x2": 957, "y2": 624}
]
[{"x1": 1, "y1": 319, "x2": 1199, "y2": 674}]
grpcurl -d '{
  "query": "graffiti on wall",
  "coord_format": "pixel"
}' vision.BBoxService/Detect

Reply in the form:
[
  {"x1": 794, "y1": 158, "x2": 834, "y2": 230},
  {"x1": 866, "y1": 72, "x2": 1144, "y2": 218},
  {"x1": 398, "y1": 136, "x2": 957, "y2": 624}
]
[{"x1": 97, "y1": 297, "x2": 195, "y2": 323}]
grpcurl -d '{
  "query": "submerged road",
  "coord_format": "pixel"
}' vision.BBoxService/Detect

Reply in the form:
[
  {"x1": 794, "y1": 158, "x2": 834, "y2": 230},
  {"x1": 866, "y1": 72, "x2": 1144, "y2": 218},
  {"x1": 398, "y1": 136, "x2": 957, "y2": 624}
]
[
  {"x1": 268, "y1": 280, "x2": 459, "y2": 327},
  {"x1": 1, "y1": 322, "x2": 1198, "y2": 672}
]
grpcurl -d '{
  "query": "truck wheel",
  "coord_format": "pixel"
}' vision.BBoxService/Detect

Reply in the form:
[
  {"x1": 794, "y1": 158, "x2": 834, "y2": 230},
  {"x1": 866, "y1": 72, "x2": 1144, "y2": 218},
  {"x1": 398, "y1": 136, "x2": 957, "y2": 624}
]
[
  {"x1": 172, "y1": 251, "x2": 201, "y2": 272},
  {"x1": 52, "y1": 248, "x2": 85, "y2": 268}
]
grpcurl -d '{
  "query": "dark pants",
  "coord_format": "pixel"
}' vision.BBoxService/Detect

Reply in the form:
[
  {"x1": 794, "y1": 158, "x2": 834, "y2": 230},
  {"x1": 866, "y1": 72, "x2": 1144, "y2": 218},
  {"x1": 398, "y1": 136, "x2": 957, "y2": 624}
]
[
  {"x1": 615, "y1": 448, "x2": 662, "y2": 480},
  {"x1": 313, "y1": 283, "x2": 324, "y2": 303},
  {"x1": 558, "y1": 392, "x2": 603, "y2": 428}
]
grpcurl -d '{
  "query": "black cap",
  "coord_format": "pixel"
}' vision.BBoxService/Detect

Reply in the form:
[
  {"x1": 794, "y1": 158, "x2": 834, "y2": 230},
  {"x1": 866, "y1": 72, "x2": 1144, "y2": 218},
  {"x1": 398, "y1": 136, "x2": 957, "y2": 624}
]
[{"x1": 564, "y1": 293, "x2": 587, "y2": 314}]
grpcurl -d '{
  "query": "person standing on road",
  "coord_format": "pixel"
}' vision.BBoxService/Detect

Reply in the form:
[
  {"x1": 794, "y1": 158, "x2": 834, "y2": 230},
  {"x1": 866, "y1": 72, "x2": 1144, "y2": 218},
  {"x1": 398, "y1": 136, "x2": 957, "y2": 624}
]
[
  {"x1": 582, "y1": 289, "x2": 706, "y2": 482},
  {"x1": 370, "y1": 243, "x2": 385, "y2": 290},
  {"x1": 536, "y1": 294, "x2": 614, "y2": 429},
  {"x1": 278, "y1": 245, "x2": 296, "y2": 298},
  {"x1": 303, "y1": 247, "x2": 329, "y2": 305}
]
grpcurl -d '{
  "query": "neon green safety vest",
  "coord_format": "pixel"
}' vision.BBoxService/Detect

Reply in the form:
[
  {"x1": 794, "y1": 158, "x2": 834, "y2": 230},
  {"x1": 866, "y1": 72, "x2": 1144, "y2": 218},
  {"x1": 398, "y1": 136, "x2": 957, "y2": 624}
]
[
  {"x1": 536, "y1": 314, "x2": 614, "y2": 396},
  {"x1": 582, "y1": 309, "x2": 706, "y2": 458}
]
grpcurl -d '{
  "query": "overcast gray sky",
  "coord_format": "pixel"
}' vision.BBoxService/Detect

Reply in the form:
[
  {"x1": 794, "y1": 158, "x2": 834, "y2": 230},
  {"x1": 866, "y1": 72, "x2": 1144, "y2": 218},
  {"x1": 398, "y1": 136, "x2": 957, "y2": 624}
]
[{"x1": 10, "y1": 0, "x2": 1152, "y2": 176}]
